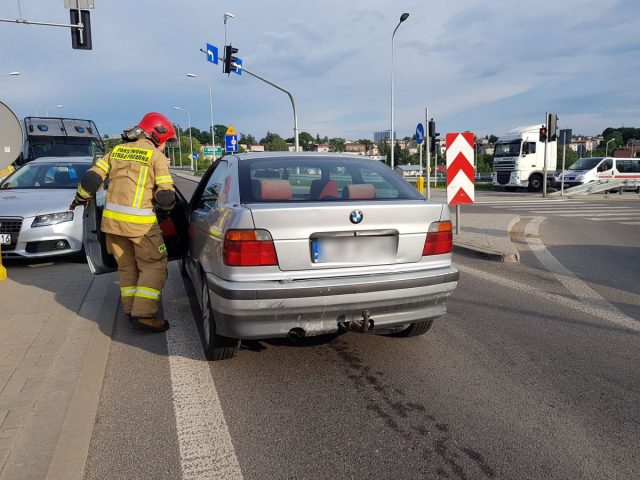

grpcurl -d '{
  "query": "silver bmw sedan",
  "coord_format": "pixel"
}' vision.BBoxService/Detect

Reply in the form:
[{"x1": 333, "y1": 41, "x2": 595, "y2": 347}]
[{"x1": 181, "y1": 152, "x2": 459, "y2": 360}]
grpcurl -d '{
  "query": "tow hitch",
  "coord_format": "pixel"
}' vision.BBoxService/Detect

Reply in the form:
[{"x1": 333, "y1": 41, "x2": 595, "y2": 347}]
[{"x1": 337, "y1": 310, "x2": 374, "y2": 334}]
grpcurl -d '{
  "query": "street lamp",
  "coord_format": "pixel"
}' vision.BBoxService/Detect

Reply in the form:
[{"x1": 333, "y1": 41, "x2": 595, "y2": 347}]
[
  {"x1": 390, "y1": 12, "x2": 409, "y2": 170},
  {"x1": 173, "y1": 106, "x2": 194, "y2": 171},
  {"x1": 605, "y1": 138, "x2": 615, "y2": 157},
  {"x1": 46, "y1": 104, "x2": 63, "y2": 117},
  {"x1": 0, "y1": 71, "x2": 20, "y2": 78},
  {"x1": 223, "y1": 12, "x2": 235, "y2": 46},
  {"x1": 186, "y1": 73, "x2": 216, "y2": 160}
]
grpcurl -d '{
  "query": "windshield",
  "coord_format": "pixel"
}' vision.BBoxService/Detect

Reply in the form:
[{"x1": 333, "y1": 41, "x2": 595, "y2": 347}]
[
  {"x1": 0, "y1": 162, "x2": 90, "y2": 189},
  {"x1": 567, "y1": 158, "x2": 603, "y2": 171},
  {"x1": 494, "y1": 141, "x2": 521, "y2": 158},
  {"x1": 29, "y1": 136, "x2": 105, "y2": 159},
  {"x1": 238, "y1": 156, "x2": 423, "y2": 203}
]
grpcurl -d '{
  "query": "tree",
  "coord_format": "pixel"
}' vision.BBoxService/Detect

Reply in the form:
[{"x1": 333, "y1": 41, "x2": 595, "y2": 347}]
[
  {"x1": 328, "y1": 137, "x2": 345, "y2": 152},
  {"x1": 240, "y1": 133, "x2": 256, "y2": 146},
  {"x1": 268, "y1": 137, "x2": 289, "y2": 152},
  {"x1": 358, "y1": 139, "x2": 373, "y2": 155},
  {"x1": 260, "y1": 131, "x2": 282, "y2": 145},
  {"x1": 488, "y1": 134, "x2": 498, "y2": 144},
  {"x1": 299, "y1": 131, "x2": 315, "y2": 151}
]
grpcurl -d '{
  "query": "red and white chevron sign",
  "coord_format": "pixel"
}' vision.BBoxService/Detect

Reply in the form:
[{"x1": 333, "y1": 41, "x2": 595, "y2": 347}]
[{"x1": 446, "y1": 132, "x2": 475, "y2": 205}]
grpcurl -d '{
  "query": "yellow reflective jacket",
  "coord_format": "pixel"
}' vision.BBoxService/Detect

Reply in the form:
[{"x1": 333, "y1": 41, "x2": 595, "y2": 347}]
[{"x1": 81, "y1": 138, "x2": 174, "y2": 237}]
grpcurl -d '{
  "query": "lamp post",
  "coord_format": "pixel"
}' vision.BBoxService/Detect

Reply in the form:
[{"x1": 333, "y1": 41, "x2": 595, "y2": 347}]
[
  {"x1": 390, "y1": 12, "x2": 409, "y2": 170},
  {"x1": 46, "y1": 104, "x2": 63, "y2": 117},
  {"x1": 223, "y1": 11, "x2": 235, "y2": 47},
  {"x1": 0, "y1": 71, "x2": 20, "y2": 78},
  {"x1": 186, "y1": 73, "x2": 216, "y2": 161},
  {"x1": 605, "y1": 138, "x2": 615, "y2": 157},
  {"x1": 173, "y1": 107, "x2": 194, "y2": 171}
]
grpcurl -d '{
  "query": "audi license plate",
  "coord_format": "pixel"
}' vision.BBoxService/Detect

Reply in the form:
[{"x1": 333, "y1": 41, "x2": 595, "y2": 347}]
[{"x1": 0, "y1": 234, "x2": 11, "y2": 245}]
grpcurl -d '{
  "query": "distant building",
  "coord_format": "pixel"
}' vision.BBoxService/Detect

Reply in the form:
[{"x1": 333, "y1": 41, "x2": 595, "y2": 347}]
[
  {"x1": 479, "y1": 145, "x2": 495, "y2": 156},
  {"x1": 393, "y1": 164, "x2": 422, "y2": 177},
  {"x1": 249, "y1": 145, "x2": 265, "y2": 152},
  {"x1": 313, "y1": 144, "x2": 330, "y2": 152},
  {"x1": 374, "y1": 130, "x2": 395, "y2": 142},
  {"x1": 345, "y1": 143, "x2": 366, "y2": 154}
]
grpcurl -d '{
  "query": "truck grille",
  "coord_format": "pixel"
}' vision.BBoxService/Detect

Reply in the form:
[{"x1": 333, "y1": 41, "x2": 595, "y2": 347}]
[
  {"x1": 0, "y1": 218, "x2": 23, "y2": 252},
  {"x1": 496, "y1": 172, "x2": 512, "y2": 185},
  {"x1": 493, "y1": 160, "x2": 515, "y2": 172}
]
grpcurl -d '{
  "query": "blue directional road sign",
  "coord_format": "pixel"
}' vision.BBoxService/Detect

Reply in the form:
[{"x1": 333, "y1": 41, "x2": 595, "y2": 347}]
[
  {"x1": 416, "y1": 123, "x2": 425, "y2": 145},
  {"x1": 206, "y1": 43, "x2": 218, "y2": 64},
  {"x1": 192, "y1": 152, "x2": 200, "y2": 160},
  {"x1": 225, "y1": 134, "x2": 238, "y2": 153},
  {"x1": 233, "y1": 58, "x2": 243, "y2": 75}
]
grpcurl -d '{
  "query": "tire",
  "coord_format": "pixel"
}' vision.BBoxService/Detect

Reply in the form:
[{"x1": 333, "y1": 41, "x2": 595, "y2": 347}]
[
  {"x1": 504, "y1": 186, "x2": 518, "y2": 192},
  {"x1": 527, "y1": 174, "x2": 543, "y2": 192},
  {"x1": 200, "y1": 271, "x2": 240, "y2": 360},
  {"x1": 389, "y1": 319, "x2": 434, "y2": 337}
]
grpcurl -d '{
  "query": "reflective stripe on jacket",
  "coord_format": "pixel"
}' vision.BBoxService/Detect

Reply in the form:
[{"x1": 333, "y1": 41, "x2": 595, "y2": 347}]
[{"x1": 81, "y1": 138, "x2": 175, "y2": 237}]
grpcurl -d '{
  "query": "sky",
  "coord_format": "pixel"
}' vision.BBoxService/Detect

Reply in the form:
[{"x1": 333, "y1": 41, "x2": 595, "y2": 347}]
[{"x1": 1, "y1": 0, "x2": 639, "y2": 142}]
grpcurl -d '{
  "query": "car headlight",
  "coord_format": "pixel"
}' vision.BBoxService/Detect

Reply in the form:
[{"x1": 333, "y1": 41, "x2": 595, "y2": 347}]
[{"x1": 31, "y1": 211, "x2": 74, "y2": 227}]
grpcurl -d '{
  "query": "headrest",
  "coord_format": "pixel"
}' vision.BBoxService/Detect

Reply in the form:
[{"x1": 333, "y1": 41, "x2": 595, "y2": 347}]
[
  {"x1": 342, "y1": 184, "x2": 376, "y2": 200},
  {"x1": 54, "y1": 170, "x2": 72, "y2": 185},
  {"x1": 310, "y1": 179, "x2": 339, "y2": 199},
  {"x1": 255, "y1": 179, "x2": 292, "y2": 201}
]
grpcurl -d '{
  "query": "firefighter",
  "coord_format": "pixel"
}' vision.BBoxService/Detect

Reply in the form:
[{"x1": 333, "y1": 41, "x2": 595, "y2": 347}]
[
  {"x1": 71, "y1": 112, "x2": 177, "y2": 332},
  {"x1": 0, "y1": 163, "x2": 16, "y2": 181}
]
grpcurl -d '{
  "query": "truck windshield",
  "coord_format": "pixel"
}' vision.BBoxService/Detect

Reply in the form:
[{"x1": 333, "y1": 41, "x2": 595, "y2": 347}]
[
  {"x1": 567, "y1": 158, "x2": 603, "y2": 171},
  {"x1": 494, "y1": 141, "x2": 521, "y2": 157},
  {"x1": 29, "y1": 137, "x2": 105, "y2": 160}
]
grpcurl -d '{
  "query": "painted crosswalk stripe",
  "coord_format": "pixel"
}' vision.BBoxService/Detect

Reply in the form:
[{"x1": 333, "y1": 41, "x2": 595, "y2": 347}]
[
  {"x1": 163, "y1": 263, "x2": 243, "y2": 480},
  {"x1": 502, "y1": 206, "x2": 632, "y2": 212},
  {"x1": 620, "y1": 221, "x2": 640, "y2": 225},
  {"x1": 548, "y1": 212, "x2": 640, "y2": 217},
  {"x1": 589, "y1": 218, "x2": 640, "y2": 221}
]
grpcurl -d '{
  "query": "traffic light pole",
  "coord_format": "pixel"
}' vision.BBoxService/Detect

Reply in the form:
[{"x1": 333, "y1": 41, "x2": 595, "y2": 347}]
[
  {"x1": 543, "y1": 112, "x2": 549, "y2": 198},
  {"x1": 425, "y1": 108, "x2": 430, "y2": 199},
  {"x1": 218, "y1": 53, "x2": 300, "y2": 152}
]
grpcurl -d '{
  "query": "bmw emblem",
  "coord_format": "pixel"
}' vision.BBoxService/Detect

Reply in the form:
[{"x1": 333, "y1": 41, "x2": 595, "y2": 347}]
[{"x1": 350, "y1": 210, "x2": 363, "y2": 224}]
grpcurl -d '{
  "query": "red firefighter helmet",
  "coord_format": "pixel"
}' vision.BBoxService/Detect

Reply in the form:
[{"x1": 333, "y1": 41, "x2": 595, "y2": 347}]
[{"x1": 137, "y1": 112, "x2": 176, "y2": 146}]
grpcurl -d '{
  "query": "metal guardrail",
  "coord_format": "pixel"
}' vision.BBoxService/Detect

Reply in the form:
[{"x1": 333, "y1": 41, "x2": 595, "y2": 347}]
[{"x1": 549, "y1": 179, "x2": 640, "y2": 196}]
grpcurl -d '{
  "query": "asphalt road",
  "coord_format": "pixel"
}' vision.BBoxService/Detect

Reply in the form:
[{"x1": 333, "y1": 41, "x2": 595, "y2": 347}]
[{"x1": 82, "y1": 179, "x2": 640, "y2": 480}]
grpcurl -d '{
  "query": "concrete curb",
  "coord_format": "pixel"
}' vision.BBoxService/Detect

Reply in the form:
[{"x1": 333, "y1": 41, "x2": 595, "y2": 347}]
[
  {"x1": 453, "y1": 215, "x2": 520, "y2": 263},
  {"x1": 45, "y1": 274, "x2": 119, "y2": 480}
]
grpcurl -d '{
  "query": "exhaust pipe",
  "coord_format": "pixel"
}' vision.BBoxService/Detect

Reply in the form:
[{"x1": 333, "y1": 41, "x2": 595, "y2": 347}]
[{"x1": 288, "y1": 327, "x2": 306, "y2": 339}]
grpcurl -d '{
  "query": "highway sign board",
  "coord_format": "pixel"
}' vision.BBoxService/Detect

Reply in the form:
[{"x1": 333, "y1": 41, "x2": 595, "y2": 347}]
[
  {"x1": 203, "y1": 146, "x2": 215, "y2": 156},
  {"x1": 225, "y1": 124, "x2": 237, "y2": 136},
  {"x1": 416, "y1": 123, "x2": 425, "y2": 145},
  {"x1": 206, "y1": 44, "x2": 218, "y2": 64},
  {"x1": 446, "y1": 132, "x2": 475, "y2": 205},
  {"x1": 225, "y1": 135, "x2": 238, "y2": 153}
]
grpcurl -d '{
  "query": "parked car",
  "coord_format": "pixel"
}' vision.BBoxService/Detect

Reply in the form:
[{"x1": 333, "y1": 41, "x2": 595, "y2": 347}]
[
  {"x1": 85, "y1": 153, "x2": 459, "y2": 360},
  {"x1": 0, "y1": 157, "x2": 92, "y2": 259}
]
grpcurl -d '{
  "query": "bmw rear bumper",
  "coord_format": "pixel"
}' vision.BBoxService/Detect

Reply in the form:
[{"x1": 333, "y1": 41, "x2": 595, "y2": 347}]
[{"x1": 206, "y1": 266, "x2": 459, "y2": 339}]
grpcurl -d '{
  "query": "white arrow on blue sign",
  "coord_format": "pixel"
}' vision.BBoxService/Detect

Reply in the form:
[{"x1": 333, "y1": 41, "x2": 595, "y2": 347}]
[
  {"x1": 416, "y1": 123, "x2": 425, "y2": 145},
  {"x1": 192, "y1": 152, "x2": 200, "y2": 160},
  {"x1": 206, "y1": 43, "x2": 218, "y2": 64},
  {"x1": 233, "y1": 58, "x2": 243, "y2": 75},
  {"x1": 225, "y1": 134, "x2": 238, "y2": 152}
]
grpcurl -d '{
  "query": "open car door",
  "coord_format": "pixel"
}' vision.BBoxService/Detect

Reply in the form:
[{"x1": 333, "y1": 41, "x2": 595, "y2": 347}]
[{"x1": 83, "y1": 186, "x2": 189, "y2": 275}]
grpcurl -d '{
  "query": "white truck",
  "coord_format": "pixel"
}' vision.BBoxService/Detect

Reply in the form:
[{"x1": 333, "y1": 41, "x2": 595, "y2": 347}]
[{"x1": 492, "y1": 125, "x2": 557, "y2": 192}]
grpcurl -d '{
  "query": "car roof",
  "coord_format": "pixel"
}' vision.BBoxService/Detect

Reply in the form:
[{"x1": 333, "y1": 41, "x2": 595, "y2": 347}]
[
  {"x1": 28, "y1": 156, "x2": 94, "y2": 164},
  {"x1": 226, "y1": 151, "x2": 379, "y2": 161}
]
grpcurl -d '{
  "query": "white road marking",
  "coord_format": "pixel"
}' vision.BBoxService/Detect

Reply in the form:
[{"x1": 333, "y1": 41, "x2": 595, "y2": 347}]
[
  {"x1": 620, "y1": 221, "x2": 640, "y2": 225},
  {"x1": 589, "y1": 217, "x2": 640, "y2": 222},
  {"x1": 532, "y1": 212, "x2": 640, "y2": 217},
  {"x1": 163, "y1": 263, "x2": 243, "y2": 480},
  {"x1": 504, "y1": 206, "x2": 630, "y2": 211}
]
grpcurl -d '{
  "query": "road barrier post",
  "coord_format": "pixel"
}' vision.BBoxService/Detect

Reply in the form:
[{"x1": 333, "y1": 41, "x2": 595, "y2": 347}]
[{"x1": 0, "y1": 244, "x2": 6, "y2": 281}]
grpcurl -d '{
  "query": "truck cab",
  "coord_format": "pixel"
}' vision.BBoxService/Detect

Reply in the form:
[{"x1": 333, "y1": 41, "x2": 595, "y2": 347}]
[
  {"x1": 18, "y1": 117, "x2": 105, "y2": 166},
  {"x1": 492, "y1": 125, "x2": 557, "y2": 192}
]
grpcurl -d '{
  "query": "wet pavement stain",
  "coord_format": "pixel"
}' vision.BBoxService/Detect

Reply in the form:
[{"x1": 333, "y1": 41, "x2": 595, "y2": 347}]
[{"x1": 329, "y1": 340, "x2": 496, "y2": 479}]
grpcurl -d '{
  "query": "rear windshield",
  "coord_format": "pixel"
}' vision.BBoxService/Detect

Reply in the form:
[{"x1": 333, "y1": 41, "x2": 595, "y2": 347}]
[
  {"x1": 238, "y1": 156, "x2": 423, "y2": 203},
  {"x1": 29, "y1": 136, "x2": 105, "y2": 159}
]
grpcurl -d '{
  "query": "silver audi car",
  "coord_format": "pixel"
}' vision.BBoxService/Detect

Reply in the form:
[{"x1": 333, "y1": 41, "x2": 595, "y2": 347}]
[
  {"x1": 85, "y1": 152, "x2": 458, "y2": 361},
  {"x1": 0, "y1": 157, "x2": 92, "y2": 259}
]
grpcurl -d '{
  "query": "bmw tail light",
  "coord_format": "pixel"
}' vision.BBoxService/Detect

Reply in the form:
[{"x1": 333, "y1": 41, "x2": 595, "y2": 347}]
[
  {"x1": 223, "y1": 229, "x2": 278, "y2": 266},
  {"x1": 422, "y1": 221, "x2": 453, "y2": 256}
]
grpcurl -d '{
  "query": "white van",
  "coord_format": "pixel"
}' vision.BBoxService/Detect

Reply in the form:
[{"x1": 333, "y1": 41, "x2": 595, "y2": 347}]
[{"x1": 557, "y1": 157, "x2": 640, "y2": 188}]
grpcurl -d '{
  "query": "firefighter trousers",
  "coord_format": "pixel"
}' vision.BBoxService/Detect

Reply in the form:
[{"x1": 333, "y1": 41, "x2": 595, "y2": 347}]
[{"x1": 106, "y1": 226, "x2": 168, "y2": 319}]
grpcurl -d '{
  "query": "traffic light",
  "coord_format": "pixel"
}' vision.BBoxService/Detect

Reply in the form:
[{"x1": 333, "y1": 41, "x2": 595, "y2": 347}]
[
  {"x1": 539, "y1": 126, "x2": 547, "y2": 142},
  {"x1": 548, "y1": 113, "x2": 558, "y2": 141},
  {"x1": 70, "y1": 10, "x2": 92, "y2": 50},
  {"x1": 430, "y1": 133, "x2": 440, "y2": 153},
  {"x1": 223, "y1": 45, "x2": 239, "y2": 74}
]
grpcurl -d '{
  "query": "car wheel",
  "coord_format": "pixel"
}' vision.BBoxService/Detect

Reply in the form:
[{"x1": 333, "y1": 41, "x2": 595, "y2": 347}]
[
  {"x1": 527, "y1": 174, "x2": 543, "y2": 192},
  {"x1": 389, "y1": 319, "x2": 434, "y2": 337},
  {"x1": 200, "y1": 270, "x2": 239, "y2": 361}
]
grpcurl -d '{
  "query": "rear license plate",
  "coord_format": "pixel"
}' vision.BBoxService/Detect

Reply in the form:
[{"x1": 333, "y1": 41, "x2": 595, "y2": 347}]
[
  {"x1": 0, "y1": 234, "x2": 11, "y2": 245},
  {"x1": 311, "y1": 235, "x2": 396, "y2": 263}
]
